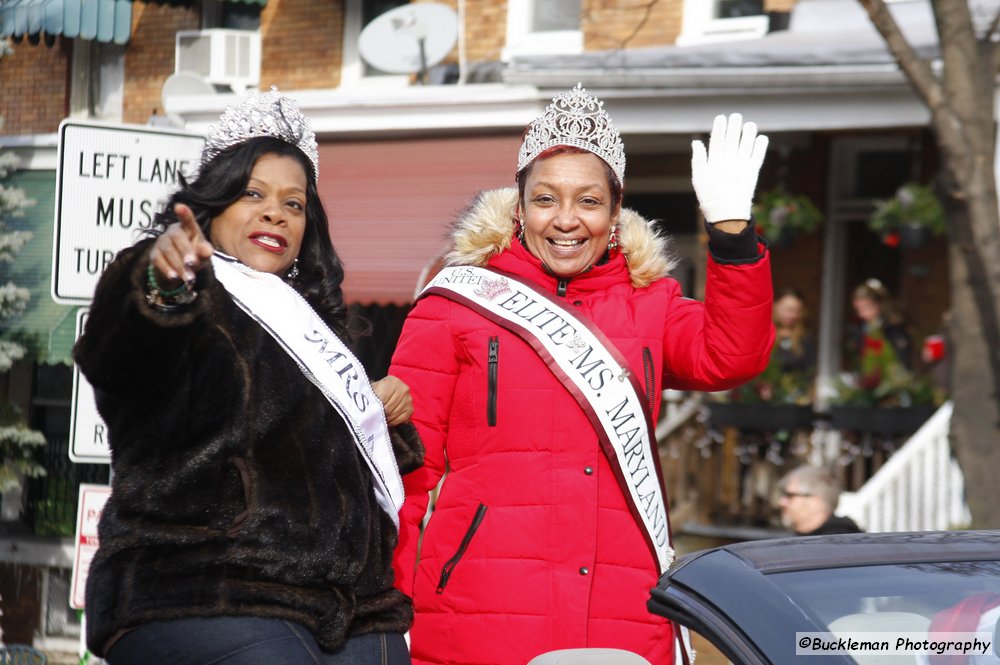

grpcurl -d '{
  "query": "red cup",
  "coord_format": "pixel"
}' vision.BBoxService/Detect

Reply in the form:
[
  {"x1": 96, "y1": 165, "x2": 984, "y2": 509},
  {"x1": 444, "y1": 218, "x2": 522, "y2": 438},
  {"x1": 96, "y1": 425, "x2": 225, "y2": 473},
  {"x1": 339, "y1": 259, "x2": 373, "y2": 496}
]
[{"x1": 923, "y1": 335, "x2": 946, "y2": 362}]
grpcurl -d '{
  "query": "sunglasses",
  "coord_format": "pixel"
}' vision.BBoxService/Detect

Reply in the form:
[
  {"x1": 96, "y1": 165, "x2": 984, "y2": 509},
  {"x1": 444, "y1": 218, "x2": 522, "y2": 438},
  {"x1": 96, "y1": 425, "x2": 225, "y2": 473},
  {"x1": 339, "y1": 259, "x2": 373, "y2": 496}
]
[{"x1": 780, "y1": 489, "x2": 813, "y2": 499}]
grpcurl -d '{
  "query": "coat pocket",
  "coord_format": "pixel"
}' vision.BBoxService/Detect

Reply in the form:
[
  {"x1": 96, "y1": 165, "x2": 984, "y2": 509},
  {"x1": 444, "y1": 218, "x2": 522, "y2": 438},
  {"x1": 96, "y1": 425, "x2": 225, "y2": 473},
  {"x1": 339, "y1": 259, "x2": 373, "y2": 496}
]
[
  {"x1": 226, "y1": 456, "x2": 252, "y2": 538},
  {"x1": 487, "y1": 336, "x2": 499, "y2": 426},
  {"x1": 436, "y1": 503, "x2": 488, "y2": 594}
]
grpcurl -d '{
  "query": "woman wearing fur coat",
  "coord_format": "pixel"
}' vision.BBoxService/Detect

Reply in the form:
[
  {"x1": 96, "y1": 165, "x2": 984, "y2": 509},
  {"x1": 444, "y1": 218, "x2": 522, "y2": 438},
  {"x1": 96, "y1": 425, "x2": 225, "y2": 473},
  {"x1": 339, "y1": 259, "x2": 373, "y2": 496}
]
[
  {"x1": 388, "y1": 85, "x2": 775, "y2": 665},
  {"x1": 74, "y1": 89, "x2": 421, "y2": 665}
]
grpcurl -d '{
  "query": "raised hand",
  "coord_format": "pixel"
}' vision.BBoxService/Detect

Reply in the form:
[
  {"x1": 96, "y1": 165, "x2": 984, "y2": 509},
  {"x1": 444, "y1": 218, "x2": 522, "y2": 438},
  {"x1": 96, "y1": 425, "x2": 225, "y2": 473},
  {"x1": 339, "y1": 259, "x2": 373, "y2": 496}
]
[
  {"x1": 149, "y1": 204, "x2": 215, "y2": 289},
  {"x1": 691, "y1": 113, "x2": 769, "y2": 224}
]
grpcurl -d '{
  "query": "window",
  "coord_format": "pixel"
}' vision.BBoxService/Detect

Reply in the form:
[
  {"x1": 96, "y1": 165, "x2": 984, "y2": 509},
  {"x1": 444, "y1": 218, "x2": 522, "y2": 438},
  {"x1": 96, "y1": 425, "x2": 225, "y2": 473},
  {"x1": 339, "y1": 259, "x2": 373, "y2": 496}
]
[
  {"x1": 202, "y1": 0, "x2": 262, "y2": 30},
  {"x1": 677, "y1": 0, "x2": 769, "y2": 45},
  {"x1": 68, "y1": 40, "x2": 125, "y2": 121},
  {"x1": 533, "y1": 0, "x2": 581, "y2": 31},
  {"x1": 504, "y1": 0, "x2": 583, "y2": 59},
  {"x1": 716, "y1": 0, "x2": 765, "y2": 19}
]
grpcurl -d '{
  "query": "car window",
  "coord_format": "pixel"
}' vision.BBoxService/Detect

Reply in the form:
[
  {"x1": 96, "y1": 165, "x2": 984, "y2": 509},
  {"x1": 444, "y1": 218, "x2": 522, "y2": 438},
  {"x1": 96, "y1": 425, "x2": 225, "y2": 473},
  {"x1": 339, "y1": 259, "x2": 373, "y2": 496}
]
[{"x1": 767, "y1": 562, "x2": 1000, "y2": 665}]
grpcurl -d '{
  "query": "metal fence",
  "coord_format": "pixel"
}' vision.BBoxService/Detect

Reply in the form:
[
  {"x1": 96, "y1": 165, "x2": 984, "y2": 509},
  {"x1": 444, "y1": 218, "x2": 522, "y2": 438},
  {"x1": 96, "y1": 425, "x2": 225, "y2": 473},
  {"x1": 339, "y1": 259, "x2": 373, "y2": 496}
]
[{"x1": 24, "y1": 435, "x2": 109, "y2": 536}]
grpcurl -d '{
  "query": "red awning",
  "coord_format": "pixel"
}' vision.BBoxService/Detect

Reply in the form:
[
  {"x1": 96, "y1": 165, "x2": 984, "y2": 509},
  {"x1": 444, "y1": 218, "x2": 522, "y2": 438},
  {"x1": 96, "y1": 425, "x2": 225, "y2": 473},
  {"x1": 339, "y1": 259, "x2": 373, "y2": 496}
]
[{"x1": 318, "y1": 133, "x2": 522, "y2": 305}]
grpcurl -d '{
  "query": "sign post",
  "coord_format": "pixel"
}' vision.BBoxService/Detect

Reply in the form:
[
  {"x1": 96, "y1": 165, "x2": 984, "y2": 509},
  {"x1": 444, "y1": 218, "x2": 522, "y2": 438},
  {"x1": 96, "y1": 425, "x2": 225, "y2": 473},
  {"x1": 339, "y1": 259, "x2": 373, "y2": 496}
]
[
  {"x1": 70, "y1": 484, "x2": 112, "y2": 610},
  {"x1": 55, "y1": 120, "x2": 203, "y2": 463},
  {"x1": 52, "y1": 120, "x2": 204, "y2": 305},
  {"x1": 69, "y1": 309, "x2": 109, "y2": 464}
]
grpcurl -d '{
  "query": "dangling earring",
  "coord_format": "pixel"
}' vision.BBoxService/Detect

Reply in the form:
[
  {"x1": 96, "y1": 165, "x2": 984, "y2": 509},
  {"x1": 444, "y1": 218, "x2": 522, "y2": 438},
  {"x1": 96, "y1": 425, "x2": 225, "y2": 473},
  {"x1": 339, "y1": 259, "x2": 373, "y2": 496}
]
[
  {"x1": 287, "y1": 259, "x2": 300, "y2": 281},
  {"x1": 608, "y1": 225, "x2": 619, "y2": 251},
  {"x1": 517, "y1": 217, "x2": 526, "y2": 241}
]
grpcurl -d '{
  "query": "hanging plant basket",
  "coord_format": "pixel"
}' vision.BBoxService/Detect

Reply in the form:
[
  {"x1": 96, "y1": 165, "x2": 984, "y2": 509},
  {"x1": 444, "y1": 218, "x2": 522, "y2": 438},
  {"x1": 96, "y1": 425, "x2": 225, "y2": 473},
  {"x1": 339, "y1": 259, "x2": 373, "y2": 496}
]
[
  {"x1": 867, "y1": 183, "x2": 946, "y2": 248},
  {"x1": 708, "y1": 402, "x2": 815, "y2": 431},
  {"x1": 828, "y1": 405, "x2": 936, "y2": 435},
  {"x1": 752, "y1": 188, "x2": 824, "y2": 249},
  {"x1": 898, "y1": 222, "x2": 931, "y2": 249}
]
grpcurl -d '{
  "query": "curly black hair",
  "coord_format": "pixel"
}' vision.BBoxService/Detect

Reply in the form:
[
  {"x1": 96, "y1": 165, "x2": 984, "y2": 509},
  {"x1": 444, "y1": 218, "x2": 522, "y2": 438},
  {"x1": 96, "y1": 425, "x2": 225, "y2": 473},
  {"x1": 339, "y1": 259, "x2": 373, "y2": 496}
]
[{"x1": 151, "y1": 136, "x2": 349, "y2": 338}]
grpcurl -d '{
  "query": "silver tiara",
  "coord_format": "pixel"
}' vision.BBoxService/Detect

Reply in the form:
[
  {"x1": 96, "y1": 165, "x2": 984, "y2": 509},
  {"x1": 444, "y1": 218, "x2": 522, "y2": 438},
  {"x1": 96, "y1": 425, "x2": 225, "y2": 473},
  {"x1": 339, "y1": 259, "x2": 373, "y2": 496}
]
[
  {"x1": 200, "y1": 86, "x2": 319, "y2": 179},
  {"x1": 517, "y1": 83, "x2": 625, "y2": 186}
]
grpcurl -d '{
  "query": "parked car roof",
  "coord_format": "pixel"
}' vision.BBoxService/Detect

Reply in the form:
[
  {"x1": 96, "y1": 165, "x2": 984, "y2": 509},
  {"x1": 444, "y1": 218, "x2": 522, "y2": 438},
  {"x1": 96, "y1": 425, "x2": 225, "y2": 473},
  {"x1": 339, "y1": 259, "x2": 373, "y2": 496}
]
[
  {"x1": 649, "y1": 530, "x2": 1000, "y2": 665},
  {"x1": 674, "y1": 530, "x2": 1000, "y2": 574}
]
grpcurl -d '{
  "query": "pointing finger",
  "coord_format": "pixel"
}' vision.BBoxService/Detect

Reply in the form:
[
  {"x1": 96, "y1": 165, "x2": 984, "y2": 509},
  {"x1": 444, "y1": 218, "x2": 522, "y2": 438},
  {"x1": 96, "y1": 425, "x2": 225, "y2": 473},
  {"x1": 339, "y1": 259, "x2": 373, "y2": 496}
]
[{"x1": 173, "y1": 204, "x2": 210, "y2": 269}]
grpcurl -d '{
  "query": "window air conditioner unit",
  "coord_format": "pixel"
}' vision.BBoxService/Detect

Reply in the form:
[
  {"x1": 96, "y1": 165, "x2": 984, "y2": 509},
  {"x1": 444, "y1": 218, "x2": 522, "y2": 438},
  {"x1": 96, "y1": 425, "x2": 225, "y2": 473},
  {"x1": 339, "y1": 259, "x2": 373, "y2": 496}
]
[{"x1": 175, "y1": 29, "x2": 261, "y2": 93}]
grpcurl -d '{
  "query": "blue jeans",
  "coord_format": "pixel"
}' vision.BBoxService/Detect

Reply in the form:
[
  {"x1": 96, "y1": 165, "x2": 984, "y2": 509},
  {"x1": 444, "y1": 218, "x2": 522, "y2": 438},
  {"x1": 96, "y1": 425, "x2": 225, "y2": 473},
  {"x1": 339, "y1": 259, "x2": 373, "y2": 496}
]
[{"x1": 106, "y1": 616, "x2": 411, "y2": 665}]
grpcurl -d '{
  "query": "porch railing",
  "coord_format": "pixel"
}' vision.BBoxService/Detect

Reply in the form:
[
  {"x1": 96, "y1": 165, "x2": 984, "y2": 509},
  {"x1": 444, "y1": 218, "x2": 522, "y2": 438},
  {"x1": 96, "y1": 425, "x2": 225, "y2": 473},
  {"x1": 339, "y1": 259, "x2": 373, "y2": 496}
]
[{"x1": 837, "y1": 401, "x2": 970, "y2": 532}]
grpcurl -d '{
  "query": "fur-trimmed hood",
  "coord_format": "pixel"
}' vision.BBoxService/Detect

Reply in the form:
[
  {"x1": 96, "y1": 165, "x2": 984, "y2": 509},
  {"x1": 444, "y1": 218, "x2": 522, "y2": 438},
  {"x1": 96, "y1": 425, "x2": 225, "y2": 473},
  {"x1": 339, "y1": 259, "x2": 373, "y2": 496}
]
[{"x1": 444, "y1": 188, "x2": 676, "y2": 288}]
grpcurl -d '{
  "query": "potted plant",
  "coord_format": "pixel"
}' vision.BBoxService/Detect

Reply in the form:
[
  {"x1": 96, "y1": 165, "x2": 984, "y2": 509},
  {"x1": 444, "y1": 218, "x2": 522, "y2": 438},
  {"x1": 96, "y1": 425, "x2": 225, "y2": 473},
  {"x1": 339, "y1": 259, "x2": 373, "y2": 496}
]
[
  {"x1": 866, "y1": 182, "x2": 946, "y2": 249},
  {"x1": 707, "y1": 364, "x2": 815, "y2": 432},
  {"x1": 751, "y1": 187, "x2": 824, "y2": 248},
  {"x1": 828, "y1": 366, "x2": 942, "y2": 435}
]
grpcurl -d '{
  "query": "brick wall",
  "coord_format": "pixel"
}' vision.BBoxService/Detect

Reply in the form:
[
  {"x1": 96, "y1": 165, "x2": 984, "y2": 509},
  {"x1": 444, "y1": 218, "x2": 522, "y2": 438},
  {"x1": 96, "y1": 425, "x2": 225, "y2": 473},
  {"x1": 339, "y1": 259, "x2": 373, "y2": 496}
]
[
  {"x1": 260, "y1": 0, "x2": 342, "y2": 90},
  {"x1": 0, "y1": 38, "x2": 69, "y2": 135},
  {"x1": 124, "y1": 3, "x2": 199, "y2": 125},
  {"x1": 583, "y1": 0, "x2": 684, "y2": 52},
  {"x1": 452, "y1": 0, "x2": 507, "y2": 65}
]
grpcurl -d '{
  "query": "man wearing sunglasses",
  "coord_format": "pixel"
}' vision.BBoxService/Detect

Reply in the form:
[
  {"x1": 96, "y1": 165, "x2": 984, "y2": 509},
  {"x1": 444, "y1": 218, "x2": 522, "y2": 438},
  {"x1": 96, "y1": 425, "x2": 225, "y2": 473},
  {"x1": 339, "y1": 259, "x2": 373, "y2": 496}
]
[{"x1": 778, "y1": 465, "x2": 863, "y2": 535}]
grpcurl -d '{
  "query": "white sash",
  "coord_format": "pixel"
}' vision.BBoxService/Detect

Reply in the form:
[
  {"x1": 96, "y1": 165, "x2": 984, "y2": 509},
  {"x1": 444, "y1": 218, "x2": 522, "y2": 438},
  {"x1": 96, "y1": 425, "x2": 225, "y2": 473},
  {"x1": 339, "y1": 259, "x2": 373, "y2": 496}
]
[
  {"x1": 212, "y1": 253, "x2": 404, "y2": 529},
  {"x1": 421, "y1": 265, "x2": 674, "y2": 572}
]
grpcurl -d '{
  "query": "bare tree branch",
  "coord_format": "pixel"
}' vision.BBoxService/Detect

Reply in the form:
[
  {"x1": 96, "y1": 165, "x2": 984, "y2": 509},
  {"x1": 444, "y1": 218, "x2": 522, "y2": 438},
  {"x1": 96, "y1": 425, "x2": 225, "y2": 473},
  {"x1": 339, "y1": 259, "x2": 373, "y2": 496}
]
[
  {"x1": 932, "y1": 0, "x2": 986, "y2": 125},
  {"x1": 856, "y1": 0, "x2": 943, "y2": 109}
]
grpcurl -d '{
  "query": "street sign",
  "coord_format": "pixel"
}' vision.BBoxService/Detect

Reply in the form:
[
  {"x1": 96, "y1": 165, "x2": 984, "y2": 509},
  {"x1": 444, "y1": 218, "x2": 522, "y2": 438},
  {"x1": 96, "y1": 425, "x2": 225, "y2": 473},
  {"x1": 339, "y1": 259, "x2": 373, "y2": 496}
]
[
  {"x1": 70, "y1": 483, "x2": 111, "y2": 610},
  {"x1": 52, "y1": 120, "x2": 204, "y2": 304},
  {"x1": 69, "y1": 309, "x2": 110, "y2": 464}
]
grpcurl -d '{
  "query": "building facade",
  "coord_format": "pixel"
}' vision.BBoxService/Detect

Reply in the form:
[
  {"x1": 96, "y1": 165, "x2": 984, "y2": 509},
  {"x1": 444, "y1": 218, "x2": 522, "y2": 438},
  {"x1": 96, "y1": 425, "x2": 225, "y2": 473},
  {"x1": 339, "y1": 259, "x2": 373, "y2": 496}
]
[{"x1": 0, "y1": 0, "x2": 967, "y2": 653}]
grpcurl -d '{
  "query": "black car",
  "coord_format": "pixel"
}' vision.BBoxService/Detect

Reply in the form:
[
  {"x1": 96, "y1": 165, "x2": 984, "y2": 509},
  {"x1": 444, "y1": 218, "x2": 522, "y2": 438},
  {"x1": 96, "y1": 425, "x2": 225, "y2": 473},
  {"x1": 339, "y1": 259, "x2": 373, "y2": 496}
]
[
  {"x1": 529, "y1": 531, "x2": 1000, "y2": 665},
  {"x1": 648, "y1": 530, "x2": 1000, "y2": 665}
]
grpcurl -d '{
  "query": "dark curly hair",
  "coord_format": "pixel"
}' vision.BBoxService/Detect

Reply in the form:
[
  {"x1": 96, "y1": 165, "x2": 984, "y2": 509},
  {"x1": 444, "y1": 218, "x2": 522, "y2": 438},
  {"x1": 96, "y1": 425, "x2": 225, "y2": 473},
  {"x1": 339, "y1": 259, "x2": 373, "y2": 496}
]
[{"x1": 151, "y1": 136, "x2": 349, "y2": 338}]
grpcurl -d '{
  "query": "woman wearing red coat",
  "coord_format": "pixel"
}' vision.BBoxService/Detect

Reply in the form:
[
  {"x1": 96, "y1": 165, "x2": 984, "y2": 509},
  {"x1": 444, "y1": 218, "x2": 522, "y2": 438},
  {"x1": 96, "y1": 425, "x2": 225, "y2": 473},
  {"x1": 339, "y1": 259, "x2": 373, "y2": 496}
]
[{"x1": 389, "y1": 85, "x2": 774, "y2": 665}]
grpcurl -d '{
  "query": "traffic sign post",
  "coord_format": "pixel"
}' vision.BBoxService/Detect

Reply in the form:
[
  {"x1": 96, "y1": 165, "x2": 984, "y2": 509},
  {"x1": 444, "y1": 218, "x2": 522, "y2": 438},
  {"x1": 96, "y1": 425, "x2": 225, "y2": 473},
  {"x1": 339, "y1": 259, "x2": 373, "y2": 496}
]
[
  {"x1": 52, "y1": 120, "x2": 204, "y2": 304},
  {"x1": 56, "y1": 121, "x2": 203, "y2": 463},
  {"x1": 70, "y1": 483, "x2": 112, "y2": 610},
  {"x1": 69, "y1": 309, "x2": 109, "y2": 464}
]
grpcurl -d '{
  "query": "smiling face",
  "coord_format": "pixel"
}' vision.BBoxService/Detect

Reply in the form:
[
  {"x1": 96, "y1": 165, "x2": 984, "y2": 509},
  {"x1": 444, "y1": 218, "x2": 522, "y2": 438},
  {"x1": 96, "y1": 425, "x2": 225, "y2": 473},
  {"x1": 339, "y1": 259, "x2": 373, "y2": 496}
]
[
  {"x1": 209, "y1": 153, "x2": 307, "y2": 276},
  {"x1": 519, "y1": 151, "x2": 620, "y2": 279}
]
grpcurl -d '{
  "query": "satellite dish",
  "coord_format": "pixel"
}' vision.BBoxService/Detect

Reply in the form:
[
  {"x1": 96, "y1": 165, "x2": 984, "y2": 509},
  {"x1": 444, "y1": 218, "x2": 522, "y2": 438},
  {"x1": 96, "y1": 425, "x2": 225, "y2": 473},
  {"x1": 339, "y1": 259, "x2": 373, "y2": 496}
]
[
  {"x1": 358, "y1": 3, "x2": 458, "y2": 82},
  {"x1": 162, "y1": 71, "x2": 217, "y2": 108},
  {"x1": 154, "y1": 71, "x2": 217, "y2": 128}
]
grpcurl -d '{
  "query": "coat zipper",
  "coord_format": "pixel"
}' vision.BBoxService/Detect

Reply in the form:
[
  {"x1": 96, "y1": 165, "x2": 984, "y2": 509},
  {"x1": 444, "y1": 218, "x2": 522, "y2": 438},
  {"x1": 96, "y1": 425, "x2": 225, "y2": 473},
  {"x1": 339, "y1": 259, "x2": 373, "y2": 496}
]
[
  {"x1": 556, "y1": 278, "x2": 569, "y2": 297},
  {"x1": 642, "y1": 346, "x2": 656, "y2": 413},
  {"x1": 436, "y1": 503, "x2": 488, "y2": 594},
  {"x1": 487, "y1": 336, "x2": 499, "y2": 426}
]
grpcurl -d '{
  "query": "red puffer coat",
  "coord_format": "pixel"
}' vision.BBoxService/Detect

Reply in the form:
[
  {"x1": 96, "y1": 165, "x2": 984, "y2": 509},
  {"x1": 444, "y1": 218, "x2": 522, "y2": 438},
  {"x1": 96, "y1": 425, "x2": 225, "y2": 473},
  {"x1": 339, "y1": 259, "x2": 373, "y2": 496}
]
[{"x1": 390, "y1": 189, "x2": 774, "y2": 665}]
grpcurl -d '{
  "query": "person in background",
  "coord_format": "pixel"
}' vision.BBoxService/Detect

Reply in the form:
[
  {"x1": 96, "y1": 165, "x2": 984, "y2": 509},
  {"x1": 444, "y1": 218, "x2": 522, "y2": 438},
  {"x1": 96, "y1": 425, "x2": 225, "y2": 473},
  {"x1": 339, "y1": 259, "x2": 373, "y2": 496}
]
[
  {"x1": 772, "y1": 288, "x2": 816, "y2": 379},
  {"x1": 389, "y1": 84, "x2": 774, "y2": 665},
  {"x1": 74, "y1": 88, "x2": 422, "y2": 665},
  {"x1": 739, "y1": 287, "x2": 816, "y2": 403},
  {"x1": 847, "y1": 278, "x2": 913, "y2": 392},
  {"x1": 778, "y1": 464, "x2": 862, "y2": 535}
]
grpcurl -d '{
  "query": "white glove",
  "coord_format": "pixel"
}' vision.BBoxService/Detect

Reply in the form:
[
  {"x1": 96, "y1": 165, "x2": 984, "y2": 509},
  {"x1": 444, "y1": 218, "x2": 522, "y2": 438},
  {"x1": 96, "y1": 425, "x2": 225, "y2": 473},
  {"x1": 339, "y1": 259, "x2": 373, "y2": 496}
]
[{"x1": 691, "y1": 113, "x2": 769, "y2": 223}]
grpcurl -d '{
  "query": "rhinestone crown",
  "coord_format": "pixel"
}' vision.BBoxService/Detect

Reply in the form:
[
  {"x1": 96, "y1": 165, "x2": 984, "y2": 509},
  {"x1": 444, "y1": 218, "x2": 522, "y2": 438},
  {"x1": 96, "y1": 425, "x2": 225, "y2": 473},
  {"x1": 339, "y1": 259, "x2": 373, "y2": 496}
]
[
  {"x1": 201, "y1": 86, "x2": 319, "y2": 180},
  {"x1": 517, "y1": 83, "x2": 626, "y2": 186}
]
